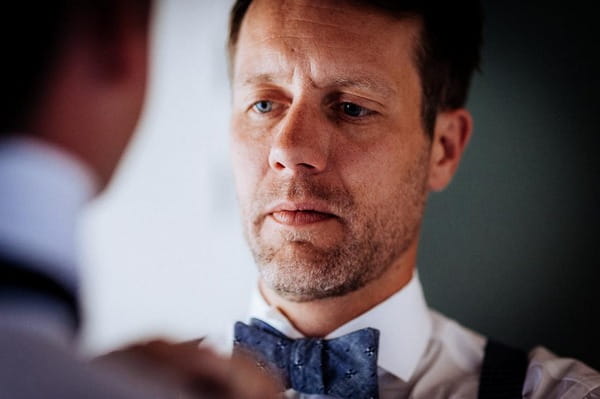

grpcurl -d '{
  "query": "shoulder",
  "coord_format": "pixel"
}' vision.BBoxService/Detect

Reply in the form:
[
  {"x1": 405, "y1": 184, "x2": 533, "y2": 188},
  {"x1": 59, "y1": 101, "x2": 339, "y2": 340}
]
[
  {"x1": 0, "y1": 327, "x2": 145, "y2": 399},
  {"x1": 422, "y1": 310, "x2": 600, "y2": 398},
  {"x1": 428, "y1": 309, "x2": 486, "y2": 372},
  {"x1": 407, "y1": 310, "x2": 485, "y2": 397},
  {"x1": 525, "y1": 346, "x2": 600, "y2": 398}
]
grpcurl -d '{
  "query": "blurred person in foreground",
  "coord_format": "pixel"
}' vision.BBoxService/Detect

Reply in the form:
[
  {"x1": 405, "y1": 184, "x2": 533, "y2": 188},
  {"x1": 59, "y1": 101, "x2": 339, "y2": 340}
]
[
  {"x1": 0, "y1": 2, "x2": 276, "y2": 398},
  {"x1": 215, "y1": 0, "x2": 600, "y2": 398}
]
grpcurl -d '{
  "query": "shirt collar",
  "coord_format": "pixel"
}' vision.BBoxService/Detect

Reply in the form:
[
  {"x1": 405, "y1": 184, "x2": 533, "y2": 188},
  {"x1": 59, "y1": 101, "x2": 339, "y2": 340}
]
[
  {"x1": 246, "y1": 272, "x2": 432, "y2": 382},
  {"x1": 0, "y1": 135, "x2": 98, "y2": 290}
]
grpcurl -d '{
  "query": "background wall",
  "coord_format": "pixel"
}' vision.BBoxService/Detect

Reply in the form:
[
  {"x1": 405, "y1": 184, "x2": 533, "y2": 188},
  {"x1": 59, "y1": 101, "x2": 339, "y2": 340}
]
[
  {"x1": 420, "y1": 0, "x2": 600, "y2": 367},
  {"x1": 81, "y1": 0, "x2": 600, "y2": 368},
  {"x1": 81, "y1": 0, "x2": 250, "y2": 352}
]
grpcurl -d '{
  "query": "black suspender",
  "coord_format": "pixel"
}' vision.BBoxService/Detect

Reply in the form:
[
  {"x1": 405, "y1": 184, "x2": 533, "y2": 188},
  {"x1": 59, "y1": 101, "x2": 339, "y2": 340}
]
[{"x1": 478, "y1": 340, "x2": 529, "y2": 399}]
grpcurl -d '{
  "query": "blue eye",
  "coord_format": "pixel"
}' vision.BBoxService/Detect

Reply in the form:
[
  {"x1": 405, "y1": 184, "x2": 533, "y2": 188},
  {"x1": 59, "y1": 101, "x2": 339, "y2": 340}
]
[
  {"x1": 341, "y1": 102, "x2": 369, "y2": 117},
  {"x1": 253, "y1": 100, "x2": 273, "y2": 113}
]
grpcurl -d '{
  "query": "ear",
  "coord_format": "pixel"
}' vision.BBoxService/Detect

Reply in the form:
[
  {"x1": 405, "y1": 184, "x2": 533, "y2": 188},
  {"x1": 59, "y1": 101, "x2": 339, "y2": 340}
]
[{"x1": 427, "y1": 109, "x2": 473, "y2": 192}]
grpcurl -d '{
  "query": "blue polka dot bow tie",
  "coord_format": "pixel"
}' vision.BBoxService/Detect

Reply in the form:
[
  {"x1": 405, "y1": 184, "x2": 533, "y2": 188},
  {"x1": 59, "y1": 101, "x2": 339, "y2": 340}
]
[{"x1": 234, "y1": 318, "x2": 380, "y2": 399}]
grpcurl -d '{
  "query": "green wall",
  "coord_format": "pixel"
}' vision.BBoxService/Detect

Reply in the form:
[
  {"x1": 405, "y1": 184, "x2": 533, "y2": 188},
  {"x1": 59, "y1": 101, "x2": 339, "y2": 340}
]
[{"x1": 419, "y1": 0, "x2": 600, "y2": 368}]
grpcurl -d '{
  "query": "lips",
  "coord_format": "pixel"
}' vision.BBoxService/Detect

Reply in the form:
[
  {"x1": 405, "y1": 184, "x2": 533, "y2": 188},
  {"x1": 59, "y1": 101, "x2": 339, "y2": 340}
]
[
  {"x1": 271, "y1": 210, "x2": 334, "y2": 225},
  {"x1": 267, "y1": 202, "x2": 337, "y2": 226}
]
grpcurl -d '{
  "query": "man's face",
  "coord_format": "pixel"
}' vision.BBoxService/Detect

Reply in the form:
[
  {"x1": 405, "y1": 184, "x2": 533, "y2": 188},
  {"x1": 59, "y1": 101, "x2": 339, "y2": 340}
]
[{"x1": 230, "y1": 0, "x2": 432, "y2": 301}]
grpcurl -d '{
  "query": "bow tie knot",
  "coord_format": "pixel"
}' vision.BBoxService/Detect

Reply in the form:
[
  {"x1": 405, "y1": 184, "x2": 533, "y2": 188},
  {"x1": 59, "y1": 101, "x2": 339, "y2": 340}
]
[{"x1": 234, "y1": 318, "x2": 380, "y2": 398}]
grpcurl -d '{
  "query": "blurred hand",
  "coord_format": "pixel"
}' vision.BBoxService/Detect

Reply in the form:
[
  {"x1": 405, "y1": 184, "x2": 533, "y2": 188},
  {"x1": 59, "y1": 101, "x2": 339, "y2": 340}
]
[{"x1": 94, "y1": 338, "x2": 282, "y2": 399}]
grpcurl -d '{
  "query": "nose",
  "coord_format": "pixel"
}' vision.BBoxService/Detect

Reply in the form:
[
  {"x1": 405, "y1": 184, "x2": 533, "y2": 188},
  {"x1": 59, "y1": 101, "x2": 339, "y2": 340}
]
[{"x1": 268, "y1": 105, "x2": 329, "y2": 175}]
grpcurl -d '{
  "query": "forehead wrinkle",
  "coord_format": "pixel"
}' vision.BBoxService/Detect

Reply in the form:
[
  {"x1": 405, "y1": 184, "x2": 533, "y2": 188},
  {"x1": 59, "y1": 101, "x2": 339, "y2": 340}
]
[
  {"x1": 237, "y1": 72, "x2": 396, "y2": 101},
  {"x1": 252, "y1": 35, "x2": 356, "y2": 52},
  {"x1": 299, "y1": 2, "x2": 353, "y2": 13},
  {"x1": 283, "y1": 17, "x2": 362, "y2": 38},
  {"x1": 236, "y1": 45, "x2": 397, "y2": 98},
  {"x1": 277, "y1": 0, "x2": 355, "y2": 19},
  {"x1": 237, "y1": 0, "x2": 423, "y2": 98},
  {"x1": 237, "y1": 67, "x2": 318, "y2": 91},
  {"x1": 269, "y1": 1, "x2": 367, "y2": 43}
]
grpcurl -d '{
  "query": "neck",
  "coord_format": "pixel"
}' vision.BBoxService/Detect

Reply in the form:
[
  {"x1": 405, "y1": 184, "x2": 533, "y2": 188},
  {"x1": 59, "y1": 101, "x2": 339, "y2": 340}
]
[{"x1": 260, "y1": 240, "x2": 418, "y2": 337}]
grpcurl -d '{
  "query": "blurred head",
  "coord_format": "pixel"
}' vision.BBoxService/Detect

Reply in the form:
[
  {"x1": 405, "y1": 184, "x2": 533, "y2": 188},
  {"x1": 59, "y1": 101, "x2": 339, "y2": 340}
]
[
  {"x1": 1, "y1": 0, "x2": 152, "y2": 190},
  {"x1": 228, "y1": 0, "x2": 483, "y2": 301}
]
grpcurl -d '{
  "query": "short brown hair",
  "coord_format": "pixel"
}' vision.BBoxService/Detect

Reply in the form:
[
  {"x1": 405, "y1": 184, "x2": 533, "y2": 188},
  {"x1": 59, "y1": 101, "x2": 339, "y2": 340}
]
[
  {"x1": 1, "y1": 0, "x2": 151, "y2": 134},
  {"x1": 227, "y1": 0, "x2": 483, "y2": 135}
]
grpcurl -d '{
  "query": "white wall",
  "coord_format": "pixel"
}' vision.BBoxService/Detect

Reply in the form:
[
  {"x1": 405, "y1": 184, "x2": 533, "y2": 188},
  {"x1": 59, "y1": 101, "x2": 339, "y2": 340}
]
[{"x1": 80, "y1": 0, "x2": 256, "y2": 353}]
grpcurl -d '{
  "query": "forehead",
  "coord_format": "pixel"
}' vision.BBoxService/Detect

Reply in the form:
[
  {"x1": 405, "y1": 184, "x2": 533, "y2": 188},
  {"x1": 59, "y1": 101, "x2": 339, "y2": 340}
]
[{"x1": 233, "y1": 0, "x2": 422, "y2": 89}]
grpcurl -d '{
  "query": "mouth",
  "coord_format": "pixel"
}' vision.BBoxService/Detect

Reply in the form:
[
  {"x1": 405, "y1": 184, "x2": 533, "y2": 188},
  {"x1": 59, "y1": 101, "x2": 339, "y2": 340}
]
[{"x1": 267, "y1": 202, "x2": 338, "y2": 226}]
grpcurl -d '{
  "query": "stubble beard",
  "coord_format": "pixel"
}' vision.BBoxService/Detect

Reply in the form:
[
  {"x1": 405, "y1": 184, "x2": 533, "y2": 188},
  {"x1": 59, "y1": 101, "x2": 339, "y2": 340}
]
[{"x1": 242, "y1": 152, "x2": 429, "y2": 303}]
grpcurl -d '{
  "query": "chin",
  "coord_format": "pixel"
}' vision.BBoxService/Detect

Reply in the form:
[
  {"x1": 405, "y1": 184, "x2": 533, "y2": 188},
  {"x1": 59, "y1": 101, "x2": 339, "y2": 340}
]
[{"x1": 257, "y1": 254, "x2": 370, "y2": 303}]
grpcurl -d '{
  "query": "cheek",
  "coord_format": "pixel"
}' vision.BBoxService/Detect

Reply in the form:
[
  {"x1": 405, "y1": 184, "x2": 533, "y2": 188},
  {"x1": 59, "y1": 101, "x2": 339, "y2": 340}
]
[
  {"x1": 335, "y1": 141, "x2": 398, "y2": 192},
  {"x1": 335, "y1": 139, "x2": 423, "y2": 208},
  {"x1": 230, "y1": 131, "x2": 269, "y2": 208}
]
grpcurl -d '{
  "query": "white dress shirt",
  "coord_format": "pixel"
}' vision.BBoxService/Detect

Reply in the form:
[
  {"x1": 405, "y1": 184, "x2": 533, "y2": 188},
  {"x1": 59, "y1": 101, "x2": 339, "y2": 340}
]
[
  {"x1": 0, "y1": 135, "x2": 98, "y2": 344},
  {"x1": 210, "y1": 274, "x2": 600, "y2": 398}
]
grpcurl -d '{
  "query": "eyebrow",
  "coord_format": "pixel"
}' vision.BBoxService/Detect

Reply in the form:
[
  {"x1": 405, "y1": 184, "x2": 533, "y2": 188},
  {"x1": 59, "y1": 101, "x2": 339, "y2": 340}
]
[
  {"x1": 238, "y1": 73, "x2": 396, "y2": 98},
  {"x1": 330, "y1": 77, "x2": 397, "y2": 98},
  {"x1": 240, "y1": 73, "x2": 277, "y2": 87}
]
